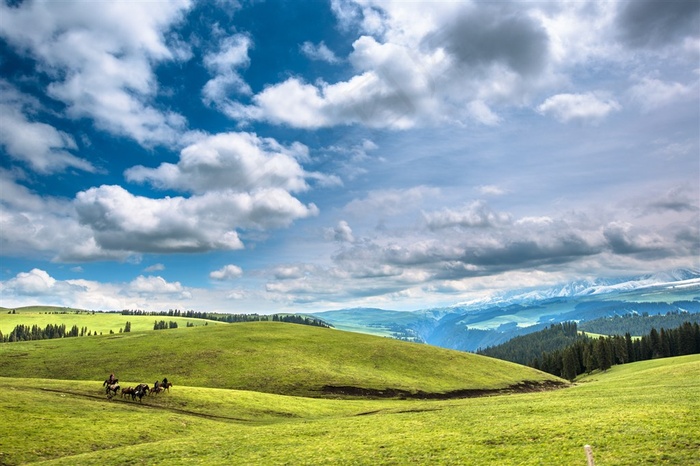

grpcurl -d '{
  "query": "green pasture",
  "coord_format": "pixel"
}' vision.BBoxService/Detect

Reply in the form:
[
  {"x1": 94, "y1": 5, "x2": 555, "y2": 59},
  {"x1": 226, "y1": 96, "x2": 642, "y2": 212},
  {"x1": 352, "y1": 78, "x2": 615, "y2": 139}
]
[
  {"x1": 1, "y1": 355, "x2": 697, "y2": 465},
  {"x1": 0, "y1": 322, "x2": 561, "y2": 397},
  {"x1": 0, "y1": 305, "x2": 220, "y2": 335}
]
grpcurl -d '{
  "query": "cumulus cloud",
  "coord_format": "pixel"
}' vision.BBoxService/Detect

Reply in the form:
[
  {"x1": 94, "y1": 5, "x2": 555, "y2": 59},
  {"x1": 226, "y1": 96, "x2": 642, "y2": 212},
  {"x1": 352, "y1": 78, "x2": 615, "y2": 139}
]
[
  {"x1": 537, "y1": 92, "x2": 621, "y2": 123},
  {"x1": 210, "y1": 264, "x2": 243, "y2": 280},
  {"x1": 0, "y1": 81, "x2": 94, "y2": 174},
  {"x1": 0, "y1": 0, "x2": 192, "y2": 147},
  {"x1": 327, "y1": 220, "x2": 355, "y2": 243},
  {"x1": 125, "y1": 132, "x2": 310, "y2": 194},
  {"x1": 74, "y1": 184, "x2": 318, "y2": 254},
  {"x1": 227, "y1": 1, "x2": 562, "y2": 129},
  {"x1": 202, "y1": 33, "x2": 253, "y2": 106},
  {"x1": 261, "y1": 190, "x2": 697, "y2": 305},
  {"x1": 300, "y1": 41, "x2": 341, "y2": 63},
  {"x1": 0, "y1": 269, "x2": 196, "y2": 310},
  {"x1": 129, "y1": 275, "x2": 188, "y2": 297},
  {"x1": 0, "y1": 171, "x2": 128, "y2": 262}
]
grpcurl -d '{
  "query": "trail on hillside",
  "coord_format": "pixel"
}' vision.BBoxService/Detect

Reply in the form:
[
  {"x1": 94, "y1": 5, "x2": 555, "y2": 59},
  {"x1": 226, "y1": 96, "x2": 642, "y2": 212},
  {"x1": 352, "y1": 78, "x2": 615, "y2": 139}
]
[{"x1": 39, "y1": 387, "x2": 256, "y2": 423}]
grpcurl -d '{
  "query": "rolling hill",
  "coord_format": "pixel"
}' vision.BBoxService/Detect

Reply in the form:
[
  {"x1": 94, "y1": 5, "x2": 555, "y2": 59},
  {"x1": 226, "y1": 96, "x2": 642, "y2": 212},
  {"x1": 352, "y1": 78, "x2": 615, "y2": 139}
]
[{"x1": 0, "y1": 321, "x2": 563, "y2": 398}]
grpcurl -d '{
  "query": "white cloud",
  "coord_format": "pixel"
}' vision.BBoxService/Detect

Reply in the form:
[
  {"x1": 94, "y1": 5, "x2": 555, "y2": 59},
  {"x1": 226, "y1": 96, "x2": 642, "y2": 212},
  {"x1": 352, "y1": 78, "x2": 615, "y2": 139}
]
[
  {"x1": 125, "y1": 132, "x2": 310, "y2": 194},
  {"x1": 0, "y1": 0, "x2": 192, "y2": 147},
  {"x1": 203, "y1": 33, "x2": 253, "y2": 106},
  {"x1": 228, "y1": 1, "x2": 561, "y2": 129},
  {"x1": 628, "y1": 77, "x2": 695, "y2": 112},
  {"x1": 0, "y1": 171, "x2": 128, "y2": 262},
  {"x1": 537, "y1": 92, "x2": 621, "y2": 123},
  {"x1": 0, "y1": 81, "x2": 94, "y2": 174},
  {"x1": 129, "y1": 275, "x2": 187, "y2": 297},
  {"x1": 74, "y1": 184, "x2": 318, "y2": 254},
  {"x1": 423, "y1": 201, "x2": 512, "y2": 230},
  {"x1": 477, "y1": 185, "x2": 507, "y2": 196},
  {"x1": 326, "y1": 220, "x2": 355, "y2": 243},
  {"x1": 0, "y1": 269, "x2": 196, "y2": 310},
  {"x1": 210, "y1": 264, "x2": 244, "y2": 281},
  {"x1": 300, "y1": 41, "x2": 341, "y2": 63},
  {"x1": 144, "y1": 263, "x2": 165, "y2": 272},
  {"x1": 2, "y1": 268, "x2": 56, "y2": 295}
]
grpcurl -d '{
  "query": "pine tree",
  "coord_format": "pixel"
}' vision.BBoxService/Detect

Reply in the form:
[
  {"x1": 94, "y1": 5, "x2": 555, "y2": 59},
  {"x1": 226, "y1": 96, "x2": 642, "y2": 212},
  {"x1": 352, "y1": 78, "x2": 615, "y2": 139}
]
[
  {"x1": 561, "y1": 346, "x2": 579, "y2": 380},
  {"x1": 595, "y1": 337, "x2": 612, "y2": 372}
]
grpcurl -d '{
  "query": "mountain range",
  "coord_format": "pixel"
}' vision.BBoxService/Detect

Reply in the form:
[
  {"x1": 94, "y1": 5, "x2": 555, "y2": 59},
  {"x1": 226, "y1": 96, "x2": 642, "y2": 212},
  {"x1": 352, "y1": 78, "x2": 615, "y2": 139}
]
[{"x1": 311, "y1": 268, "x2": 700, "y2": 351}]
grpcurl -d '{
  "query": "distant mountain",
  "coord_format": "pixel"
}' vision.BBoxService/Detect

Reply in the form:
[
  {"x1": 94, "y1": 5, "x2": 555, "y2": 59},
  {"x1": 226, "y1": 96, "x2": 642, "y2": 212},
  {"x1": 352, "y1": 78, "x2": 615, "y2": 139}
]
[{"x1": 311, "y1": 268, "x2": 700, "y2": 351}]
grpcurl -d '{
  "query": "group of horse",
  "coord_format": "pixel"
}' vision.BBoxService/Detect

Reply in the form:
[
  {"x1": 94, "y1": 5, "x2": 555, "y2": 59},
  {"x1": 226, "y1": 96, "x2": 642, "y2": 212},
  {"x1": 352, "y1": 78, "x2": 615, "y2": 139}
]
[{"x1": 103, "y1": 378, "x2": 173, "y2": 402}]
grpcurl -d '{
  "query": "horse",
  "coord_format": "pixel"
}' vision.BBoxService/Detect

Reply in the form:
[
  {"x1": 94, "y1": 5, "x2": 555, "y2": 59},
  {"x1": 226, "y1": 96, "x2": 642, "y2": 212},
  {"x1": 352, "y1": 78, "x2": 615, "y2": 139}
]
[
  {"x1": 105, "y1": 383, "x2": 120, "y2": 399},
  {"x1": 149, "y1": 386, "x2": 164, "y2": 395},
  {"x1": 121, "y1": 387, "x2": 135, "y2": 398},
  {"x1": 103, "y1": 378, "x2": 118, "y2": 387},
  {"x1": 161, "y1": 381, "x2": 173, "y2": 392},
  {"x1": 132, "y1": 384, "x2": 149, "y2": 402}
]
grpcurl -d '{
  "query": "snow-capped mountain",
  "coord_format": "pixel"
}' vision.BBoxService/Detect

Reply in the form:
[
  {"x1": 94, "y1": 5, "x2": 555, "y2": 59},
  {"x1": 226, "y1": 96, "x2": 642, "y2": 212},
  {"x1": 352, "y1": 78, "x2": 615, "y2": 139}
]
[
  {"x1": 455, "y1": 268, "x2": 700, "y2": 309},
  {"x1": 313, "y1": 268, "x2": 700, "y2": 352}
]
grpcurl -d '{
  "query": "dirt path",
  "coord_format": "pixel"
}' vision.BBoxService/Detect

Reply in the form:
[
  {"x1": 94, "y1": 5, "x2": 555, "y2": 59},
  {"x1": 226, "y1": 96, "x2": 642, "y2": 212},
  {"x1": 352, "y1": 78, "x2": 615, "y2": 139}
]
[{"x1": 39, "y1": 387, "x2": 255, "y2": 423}]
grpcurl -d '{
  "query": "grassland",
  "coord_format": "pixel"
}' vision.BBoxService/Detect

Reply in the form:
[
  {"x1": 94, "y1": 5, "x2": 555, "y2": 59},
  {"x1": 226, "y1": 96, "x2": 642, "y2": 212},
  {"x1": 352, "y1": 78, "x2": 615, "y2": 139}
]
[
  {"x1": 0, "y1": 305, "x2": 220, "y2": 335},
  {"x1": 1, "y1": 315, "x2": 697, "y2": 465},
  {"x1": 0, "y1": 322, "x2": 560, "y2": 397}
]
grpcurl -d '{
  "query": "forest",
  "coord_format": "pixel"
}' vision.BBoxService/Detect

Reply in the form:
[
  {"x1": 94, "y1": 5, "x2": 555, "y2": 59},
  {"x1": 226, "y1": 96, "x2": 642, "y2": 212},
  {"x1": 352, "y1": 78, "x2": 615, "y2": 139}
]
[{"x1": 479, "y1": 317, "x2": 700, "y2": 381}]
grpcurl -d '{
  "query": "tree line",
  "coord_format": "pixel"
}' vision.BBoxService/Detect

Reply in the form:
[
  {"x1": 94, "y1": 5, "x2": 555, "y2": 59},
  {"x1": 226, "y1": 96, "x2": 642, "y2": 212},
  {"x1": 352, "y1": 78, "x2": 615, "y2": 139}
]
[
  {"x1": 2, "y1": 323, "x2": 93, "y2": 342},
  {"x1": 119, "y1": 309, "x2": 332, "y2": 328},
  {"x1": 480, "y1": 321, "x2": 700, "y2": 381},
  {"x1": 1, "y1": 321, "x2": 133, "y2": 343},
  {"x1": 579, "y1": 310, "x2": 700, "y2": 336}
]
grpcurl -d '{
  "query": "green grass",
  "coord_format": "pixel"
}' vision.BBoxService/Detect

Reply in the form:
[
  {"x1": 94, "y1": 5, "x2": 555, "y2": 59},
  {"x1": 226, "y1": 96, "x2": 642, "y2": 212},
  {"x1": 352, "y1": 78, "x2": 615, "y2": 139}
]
[
  {"x1": 1, "y1": 355, "x2": 697, "y2": 465},
  {"x1": 0, "y1": 322, "x2": 561, "y2": 397},
  {"x1": 0, "y1": 305, "x2": 220, "y2": 335}
]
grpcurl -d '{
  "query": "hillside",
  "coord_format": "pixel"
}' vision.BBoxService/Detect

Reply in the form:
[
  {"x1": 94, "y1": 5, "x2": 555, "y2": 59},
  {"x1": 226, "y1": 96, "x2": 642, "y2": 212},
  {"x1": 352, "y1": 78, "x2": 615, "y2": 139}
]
[
  {"x1": 0, "y1": 305, "x2": 222, "y2": 336},
  {"x1": 1, "y1": 355, "x2": 697, "y2": 465},
  {"x1": 0, "y1": 321, "x2": 562, "y2": 398}
]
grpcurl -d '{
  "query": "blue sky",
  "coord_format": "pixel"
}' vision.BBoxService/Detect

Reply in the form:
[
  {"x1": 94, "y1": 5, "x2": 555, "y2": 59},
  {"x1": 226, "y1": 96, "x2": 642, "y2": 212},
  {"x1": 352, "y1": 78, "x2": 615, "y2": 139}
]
[{"x1": 0, "y1": 0, "x2": 698, "y2": 313}]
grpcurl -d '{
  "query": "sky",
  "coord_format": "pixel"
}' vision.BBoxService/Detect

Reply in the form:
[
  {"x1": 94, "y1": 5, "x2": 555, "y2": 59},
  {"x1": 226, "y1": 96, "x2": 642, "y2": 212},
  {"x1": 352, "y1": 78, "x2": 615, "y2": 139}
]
[{"x1": 0, "y1": 0, "x2": 698, "y2": 314}]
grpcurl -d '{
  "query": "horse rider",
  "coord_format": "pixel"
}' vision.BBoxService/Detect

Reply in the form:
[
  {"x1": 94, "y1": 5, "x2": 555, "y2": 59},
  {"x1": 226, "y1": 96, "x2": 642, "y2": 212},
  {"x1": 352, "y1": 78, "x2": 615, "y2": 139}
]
[
  {"x1": 154, "y1": 379, "x2": 160, "y2": 390},
  {"x1": 162, "y1": 377, "x2": 169, "y2": 386},
  {"x1": 108, "y1": 372, "x2": 116, "y2": 384}
]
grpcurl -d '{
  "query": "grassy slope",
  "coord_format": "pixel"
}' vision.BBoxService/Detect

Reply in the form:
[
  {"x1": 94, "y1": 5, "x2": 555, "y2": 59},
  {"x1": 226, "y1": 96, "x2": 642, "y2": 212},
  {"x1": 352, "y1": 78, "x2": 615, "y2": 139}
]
[
  {"x1": 1, "y1": 355, "x2": 697, "y2": 465},
  {"x1": 0, "y1": 322, "x2": 560, "y2": 397},
  {"x1": 0, "y1": 306, "x2": 220, "y2": 334}
]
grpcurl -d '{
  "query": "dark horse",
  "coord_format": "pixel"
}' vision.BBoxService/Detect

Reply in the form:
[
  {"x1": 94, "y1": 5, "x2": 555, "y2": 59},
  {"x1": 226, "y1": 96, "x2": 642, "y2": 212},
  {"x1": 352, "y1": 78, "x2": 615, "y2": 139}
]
[
  {"x1": 103, "y1": 378, "x2": 118, "y2": 387},
  {"x1": 161, "y1": 381, "x2": 173, "y2": 392},
  {"x1": 105, "y1": 383, "x2": 120, "y2": 399},
  {"x1": 132, "y1": 383, "x2": 149, "y2": 402}
]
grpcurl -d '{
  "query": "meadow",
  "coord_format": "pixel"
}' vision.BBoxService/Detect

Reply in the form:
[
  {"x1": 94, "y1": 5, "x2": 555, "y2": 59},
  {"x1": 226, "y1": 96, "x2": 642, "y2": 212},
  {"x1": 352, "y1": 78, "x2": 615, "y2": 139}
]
[
  {"x1": 0, "y1": 314, "x2": 698, "y2": 465},
  {"x1": 0, "y1": 306, "x2": 220, "y2": 336}
]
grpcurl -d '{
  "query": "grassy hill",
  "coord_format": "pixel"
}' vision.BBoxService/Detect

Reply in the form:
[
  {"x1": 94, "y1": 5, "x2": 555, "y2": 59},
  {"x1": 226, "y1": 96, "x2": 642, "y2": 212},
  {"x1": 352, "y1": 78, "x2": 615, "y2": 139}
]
[
  {"x1": 0, "y1": 321, "x2": 561, "y2": 397},
  {"x1": 0, "y1": 305, "x2": 221, "y2": 335},
  {"x1": 1, "y1": 355, "x2": 697, "y2": 465}
]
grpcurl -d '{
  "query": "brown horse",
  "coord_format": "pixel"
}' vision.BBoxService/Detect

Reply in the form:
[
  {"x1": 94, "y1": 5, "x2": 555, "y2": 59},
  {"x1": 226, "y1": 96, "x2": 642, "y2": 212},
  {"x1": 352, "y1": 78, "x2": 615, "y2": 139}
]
[
  {"x1": 149, "y1": 386, "x2": 164, "y2": 395},
  {"x1": 161, "y1": 382, "x2": 173, "y2": 392},
  {"x1": 121, "y1": 387, "x2": 135, "y2": 398},
  {"x1": 105, "y1": 383, "x2": 120, "y2": 399}
]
